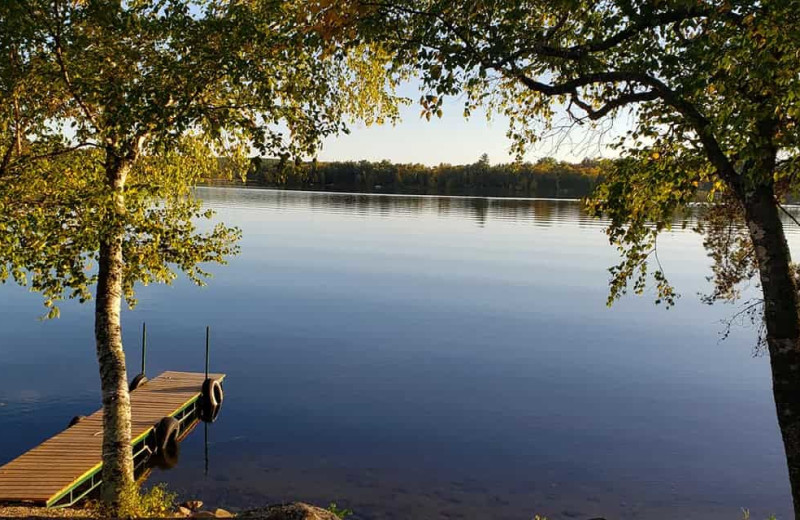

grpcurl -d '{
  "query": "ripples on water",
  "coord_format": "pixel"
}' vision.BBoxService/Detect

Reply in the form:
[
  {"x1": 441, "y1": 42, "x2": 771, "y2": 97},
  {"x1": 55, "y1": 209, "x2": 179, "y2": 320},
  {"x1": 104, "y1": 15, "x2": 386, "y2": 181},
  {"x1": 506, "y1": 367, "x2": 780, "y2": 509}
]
[
  {"x1": 202, "y1": 187, "x2": 800, "y2": 235},
  {"x1": 0, "y1": 187, "x2": 798, "y2": 520},
  {"x1": 206, "y1": 189, "x2": 611, "y2": 228}
]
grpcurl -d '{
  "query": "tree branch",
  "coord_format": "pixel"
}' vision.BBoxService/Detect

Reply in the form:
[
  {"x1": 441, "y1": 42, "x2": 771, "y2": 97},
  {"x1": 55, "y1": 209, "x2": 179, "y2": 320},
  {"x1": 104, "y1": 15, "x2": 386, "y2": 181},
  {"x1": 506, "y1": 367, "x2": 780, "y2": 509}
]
[
  {"x1": 510, "y1": 68, "x2": 739, "y2": 188},
  {"x1": 524, "y1": 6, "x2": 712, "y2": 60},
  {"x1": 778, "y1": 202, "x2": 800, "y2": 228},
  {"x1": 45, "y1": 2, "x2": 100, "y2": 132},
  {"x1": 568, "y1": 90, "x2": 659, "y2": 121},
  {"x1": 365, "y1": 0, "x2": 740, "y2": 191}
]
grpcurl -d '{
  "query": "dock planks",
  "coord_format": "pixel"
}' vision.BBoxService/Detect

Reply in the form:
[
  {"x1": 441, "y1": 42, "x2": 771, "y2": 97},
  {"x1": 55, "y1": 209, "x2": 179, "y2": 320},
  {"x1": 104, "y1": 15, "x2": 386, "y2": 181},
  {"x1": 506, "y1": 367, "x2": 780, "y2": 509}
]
[{"x1": 0, "y1": 370, "x2": 224, "y2": 507}]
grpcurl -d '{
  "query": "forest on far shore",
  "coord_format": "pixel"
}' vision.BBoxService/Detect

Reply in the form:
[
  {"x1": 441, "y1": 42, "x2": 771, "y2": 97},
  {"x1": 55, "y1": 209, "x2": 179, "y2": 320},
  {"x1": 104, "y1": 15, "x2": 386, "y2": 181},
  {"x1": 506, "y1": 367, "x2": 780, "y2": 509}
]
[{"x1": 205, "y1": 154, "x2": 608, "y2": 198}]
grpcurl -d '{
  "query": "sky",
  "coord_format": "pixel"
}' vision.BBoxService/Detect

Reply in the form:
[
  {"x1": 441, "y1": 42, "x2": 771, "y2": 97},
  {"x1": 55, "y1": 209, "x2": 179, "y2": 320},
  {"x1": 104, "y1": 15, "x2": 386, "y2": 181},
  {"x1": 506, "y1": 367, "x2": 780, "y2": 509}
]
[{"x1": 316, "y1": 82, "x2": 626, "y2": 166}]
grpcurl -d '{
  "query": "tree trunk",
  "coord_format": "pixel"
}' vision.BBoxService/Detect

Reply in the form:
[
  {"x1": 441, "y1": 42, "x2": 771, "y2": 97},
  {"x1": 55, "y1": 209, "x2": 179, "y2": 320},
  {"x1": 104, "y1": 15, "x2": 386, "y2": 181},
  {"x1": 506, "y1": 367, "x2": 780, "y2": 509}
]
[
  {"x1": 95, "y1": 156, "x2": 134, "y2": 508},
  {"x1": 744, "y1": 184, "x2": 800, "y2": 518}
]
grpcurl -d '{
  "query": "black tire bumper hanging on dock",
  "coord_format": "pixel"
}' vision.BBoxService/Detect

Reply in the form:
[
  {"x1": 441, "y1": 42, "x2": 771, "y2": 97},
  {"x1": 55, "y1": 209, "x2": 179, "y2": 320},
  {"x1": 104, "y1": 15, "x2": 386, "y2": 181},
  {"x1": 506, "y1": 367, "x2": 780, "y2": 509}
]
[{"x1": 200, "y1": 378, "x2": 224, "y2": 423}]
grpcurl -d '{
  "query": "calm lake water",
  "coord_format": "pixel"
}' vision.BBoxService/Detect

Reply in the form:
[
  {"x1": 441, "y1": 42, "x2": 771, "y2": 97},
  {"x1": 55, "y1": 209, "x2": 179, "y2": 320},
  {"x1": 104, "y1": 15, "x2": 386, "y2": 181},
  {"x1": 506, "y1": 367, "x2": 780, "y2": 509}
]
[{"x1": 0, "y1": 187, "x2": 797, "y2": 519}]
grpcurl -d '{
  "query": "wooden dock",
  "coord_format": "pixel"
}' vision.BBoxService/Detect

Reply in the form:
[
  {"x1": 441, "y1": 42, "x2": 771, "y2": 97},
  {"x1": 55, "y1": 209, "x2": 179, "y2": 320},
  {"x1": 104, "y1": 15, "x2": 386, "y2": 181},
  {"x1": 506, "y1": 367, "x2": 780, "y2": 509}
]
[{"x1": 0, "y1": 371, "x2": 225, "y2": 507}]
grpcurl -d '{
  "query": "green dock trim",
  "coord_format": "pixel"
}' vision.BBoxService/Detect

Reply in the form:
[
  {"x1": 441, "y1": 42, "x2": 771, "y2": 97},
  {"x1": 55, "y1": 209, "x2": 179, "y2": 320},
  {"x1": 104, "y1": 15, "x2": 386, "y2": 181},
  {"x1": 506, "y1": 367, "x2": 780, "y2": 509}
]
[
  {"x1": 0, "y1": 371, "x2": 225, "y2": 509},
  {"x1": 46, "y1": 373, "x2": 226, "y2": 508}
]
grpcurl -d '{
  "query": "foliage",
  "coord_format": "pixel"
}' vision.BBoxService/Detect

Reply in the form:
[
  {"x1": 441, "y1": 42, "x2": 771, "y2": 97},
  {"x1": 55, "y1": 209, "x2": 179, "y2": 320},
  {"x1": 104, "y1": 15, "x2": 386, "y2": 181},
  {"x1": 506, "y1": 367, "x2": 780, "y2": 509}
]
[
  {"x1": 88, "y1": 482, "x2": 176, "y2": 519},
  {"x1": 741, "y1": 508, "x2": 779, "y2": 520},
  {"x1": 118, "y1": 483, "x2": 177, "y2": 519},
  {"x1": 320, "y1": 0, "x2": 800, "y2": 308},
  {"x1": 327, "y1": 502, "x2": 354, "y2": 519},
  {"x1": 219, "y1": 156, "x2": 605, "y2": 198},
  {"x1": 0, "y1": 144, "x2": 241, "y2": 316},
  {"x1": 0, "y1": 0, "x2": 402, "y2": 508},
  {"x1": 319, "y1": 3, "x2": 800, "y2": 508},
  {"x1": 0, "y1": 0, "x2": 400, "y2": 314},
  {"x1": 584, "y1": 153, "x2": 697, "y2": 307}
]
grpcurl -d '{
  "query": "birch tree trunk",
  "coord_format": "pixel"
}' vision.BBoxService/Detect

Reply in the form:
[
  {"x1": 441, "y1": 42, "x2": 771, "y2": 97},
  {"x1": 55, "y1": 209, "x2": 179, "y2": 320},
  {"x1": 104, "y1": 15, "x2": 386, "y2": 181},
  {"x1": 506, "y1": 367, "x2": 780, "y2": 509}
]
[
  {"x1": 744, "y1": 184, "x2": 800, "y2": 519},
  {"x1": 95, "y1": 154, "x2": 135, "y2": 507}
]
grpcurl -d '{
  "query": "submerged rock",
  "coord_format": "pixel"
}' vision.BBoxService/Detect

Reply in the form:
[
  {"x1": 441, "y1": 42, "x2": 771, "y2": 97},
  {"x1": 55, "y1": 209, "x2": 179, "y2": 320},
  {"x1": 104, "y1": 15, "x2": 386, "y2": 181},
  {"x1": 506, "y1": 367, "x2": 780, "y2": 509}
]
[{"x1": 239, "y1": 502, "x2": 340, "y2": 520}]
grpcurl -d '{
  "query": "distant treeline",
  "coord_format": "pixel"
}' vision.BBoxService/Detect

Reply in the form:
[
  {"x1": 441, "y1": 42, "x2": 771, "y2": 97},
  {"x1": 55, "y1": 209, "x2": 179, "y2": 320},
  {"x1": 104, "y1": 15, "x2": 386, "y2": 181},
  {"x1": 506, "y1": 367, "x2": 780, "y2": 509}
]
[{"x1": 207, "y1": 155, "x2": 607, "y2": 198}]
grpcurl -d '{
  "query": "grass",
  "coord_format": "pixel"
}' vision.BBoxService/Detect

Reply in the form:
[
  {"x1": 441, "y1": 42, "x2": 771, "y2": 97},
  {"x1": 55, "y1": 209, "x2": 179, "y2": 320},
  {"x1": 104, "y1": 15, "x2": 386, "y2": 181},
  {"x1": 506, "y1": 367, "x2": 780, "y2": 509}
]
[
  {"x1": 88, "y1": 482, "x2": 176, "y2": 519},
  {"x1": 742, "y1": 509, "x2": 779, "y2": 520},
  {"x1": 328, "y1": 502, "x2": 353, "y2": 518}
]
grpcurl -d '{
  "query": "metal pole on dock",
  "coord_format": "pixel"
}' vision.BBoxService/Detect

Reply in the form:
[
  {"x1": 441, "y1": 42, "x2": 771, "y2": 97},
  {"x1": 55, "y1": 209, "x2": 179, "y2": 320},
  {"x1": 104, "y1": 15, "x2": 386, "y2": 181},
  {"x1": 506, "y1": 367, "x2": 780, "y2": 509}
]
[
  {"x1": 203, "y1": 326, "x2": 211, "y2": 475},
  {"x1": 205, "y1": 326, "x2": 210, "y2": 380},
  {"x1": 141, "y1": 322, "x2": 147, "y2": 376},
  {"x1": 204, "y1": 422, "x2": 209, "y2": 476}
]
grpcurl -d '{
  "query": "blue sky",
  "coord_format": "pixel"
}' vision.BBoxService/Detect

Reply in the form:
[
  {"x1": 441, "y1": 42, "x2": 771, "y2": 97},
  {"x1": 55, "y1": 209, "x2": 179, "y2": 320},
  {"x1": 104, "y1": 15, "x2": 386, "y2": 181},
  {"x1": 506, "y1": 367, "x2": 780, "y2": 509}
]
[{"x1": 317, "y1": 82, "x2": 624, "y2": 166}]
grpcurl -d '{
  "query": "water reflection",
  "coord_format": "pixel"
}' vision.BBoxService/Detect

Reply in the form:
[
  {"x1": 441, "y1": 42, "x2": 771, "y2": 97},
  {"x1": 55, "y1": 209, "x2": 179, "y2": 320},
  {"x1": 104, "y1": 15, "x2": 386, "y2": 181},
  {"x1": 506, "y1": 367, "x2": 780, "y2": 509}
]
[
  {"x1": 199, "y1": 187, "x2": 800, "y2": 234},
  {"x1": 201, "y1": 188, "x2": 599, "y2": 227},
  {"x1": 0, "y1": 188, "x2": 796, "y2": 520}
]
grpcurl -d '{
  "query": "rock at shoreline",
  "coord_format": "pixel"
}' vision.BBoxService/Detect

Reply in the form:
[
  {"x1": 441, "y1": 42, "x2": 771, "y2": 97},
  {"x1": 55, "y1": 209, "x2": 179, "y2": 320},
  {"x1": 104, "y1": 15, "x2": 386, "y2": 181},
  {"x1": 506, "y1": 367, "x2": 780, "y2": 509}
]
[
  {"x1": 239, "y1": 503, "x2": 340, "y2": 520},
  {"x1": 183, "y1": 500, "x2": 204, "y2": 511}
]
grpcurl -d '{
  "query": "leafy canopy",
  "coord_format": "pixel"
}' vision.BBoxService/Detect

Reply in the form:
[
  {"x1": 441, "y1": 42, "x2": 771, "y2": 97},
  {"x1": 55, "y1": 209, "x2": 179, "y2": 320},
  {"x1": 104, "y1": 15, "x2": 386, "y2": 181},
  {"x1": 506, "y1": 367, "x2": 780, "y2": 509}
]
[
  {"x1": 319, "y1": 0, "x2": 800, "y2": 307},
  {"x1": 0, "y1": 0, "x2": 401, "y2": 315}
]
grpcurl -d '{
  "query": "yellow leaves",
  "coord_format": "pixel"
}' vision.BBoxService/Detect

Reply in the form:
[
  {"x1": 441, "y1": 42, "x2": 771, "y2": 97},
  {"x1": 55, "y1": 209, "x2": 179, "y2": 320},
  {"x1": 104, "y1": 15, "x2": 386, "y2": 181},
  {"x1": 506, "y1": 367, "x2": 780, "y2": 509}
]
[
  {"x1": 0, "y1": 143, "x2": 240, "y2": 319},
  {"x1": 304, "y1": 0, "x2": 363, "y2": 43},
  {"x1": 420, "y1": 107, "x2": 443, "y2": 121},
  {"x1": 332, "y1": 43, "x2": 403, "y2": 127},
  {"x1": 651, "y1": 152, "x2": 660, "y2": 160}
]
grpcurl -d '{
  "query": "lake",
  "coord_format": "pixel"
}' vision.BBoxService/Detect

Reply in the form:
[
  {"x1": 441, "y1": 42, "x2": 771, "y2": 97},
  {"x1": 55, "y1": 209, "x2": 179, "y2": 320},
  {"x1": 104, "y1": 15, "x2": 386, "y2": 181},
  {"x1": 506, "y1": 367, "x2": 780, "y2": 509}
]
[{"x1": 0, "y1": 187, "x2": 796, "y2": 519}]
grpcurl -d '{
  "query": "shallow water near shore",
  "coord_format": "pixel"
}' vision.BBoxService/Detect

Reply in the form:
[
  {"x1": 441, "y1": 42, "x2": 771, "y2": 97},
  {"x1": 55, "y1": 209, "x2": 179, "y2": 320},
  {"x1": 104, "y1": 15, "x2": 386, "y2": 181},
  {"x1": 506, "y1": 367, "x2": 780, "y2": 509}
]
[{"x1": 0, "y1": 187, "x2": 798, "y2": 519}]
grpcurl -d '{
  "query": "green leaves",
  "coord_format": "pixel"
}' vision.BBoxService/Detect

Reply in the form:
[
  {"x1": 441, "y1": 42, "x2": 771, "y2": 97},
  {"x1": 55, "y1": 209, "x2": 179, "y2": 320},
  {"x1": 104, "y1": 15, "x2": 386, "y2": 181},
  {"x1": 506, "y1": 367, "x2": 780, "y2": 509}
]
[
  {"x1": 0, "y1": 145, "x2": 242, "y2": 317},
  {"x1": 420, "y1": 94, "x2": 444, "y2": 120},
  {"x1": 0, "y1": 0, "x2": 400, "y2": 318},
  {"x1": 345, "y1": 0, "x2": 800, "y2": 308},
  {"x1": 586, "y1": 151, "x2": 701, "y2": 307}
]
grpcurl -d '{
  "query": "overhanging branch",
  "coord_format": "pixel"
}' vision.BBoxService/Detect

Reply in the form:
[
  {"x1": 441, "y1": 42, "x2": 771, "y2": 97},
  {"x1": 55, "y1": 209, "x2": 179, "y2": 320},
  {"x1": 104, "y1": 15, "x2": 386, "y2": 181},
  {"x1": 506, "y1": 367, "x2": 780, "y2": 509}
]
[
  {"x1": 511, "y1": 69, "x2": 739, "y2": 187},
  {"x1": 521, "y1": 6, "x2": 712, "y2": 61},
  {"x1": 569, "y1": 90, "x2": 659, "y2": 121}
]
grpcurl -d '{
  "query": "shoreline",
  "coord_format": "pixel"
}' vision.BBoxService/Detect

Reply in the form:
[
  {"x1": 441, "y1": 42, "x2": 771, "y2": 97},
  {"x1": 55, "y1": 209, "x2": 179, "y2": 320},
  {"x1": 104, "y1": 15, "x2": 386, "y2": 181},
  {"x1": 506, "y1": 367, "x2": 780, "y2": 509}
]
[
  {"x1": 198, "y1": 180, "x2": 587, "y2": 202},
  {"x1": 0, "y1": 501, "x2": 343, "y2": 519}
]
